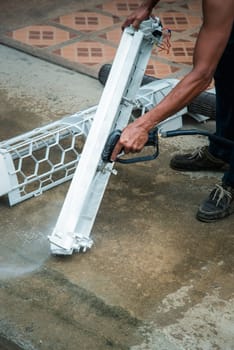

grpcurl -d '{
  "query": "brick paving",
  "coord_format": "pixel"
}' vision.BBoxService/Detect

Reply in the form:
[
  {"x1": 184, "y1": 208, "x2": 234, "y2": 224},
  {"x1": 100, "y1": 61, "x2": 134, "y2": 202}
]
[{"x1": 1, "y1": 0, "x2": 202, "y2": 78}]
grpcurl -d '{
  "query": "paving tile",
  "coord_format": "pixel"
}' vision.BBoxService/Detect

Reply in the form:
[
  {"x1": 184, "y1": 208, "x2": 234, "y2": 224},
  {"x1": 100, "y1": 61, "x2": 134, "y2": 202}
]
[
  {"x1": 145, "y1": 59, "x2": 179, "y2": 77},
  {"x1": 52, "y1": 11, "x2": 121, "y2": 33},
  {"x1": 155, "y1": 40, "x2": 195, "y2": 65},
  {"x1": 98, "y1": 0, "x2": 143, "y2": 17},
  {"x1": 6, "y1": 25, "x2": 79, "y2": 48},
  {"x1": 52, "y1": 40, "x2": 117, "y2": 67},
  {"x1": 2, "y1": 0, "x2": 203, "y2": 79},
  {"x1": 160, "y1": 12, "x2": 201, "y2": 31},
  {"x1": 98, "y1": 27, "x2": 122, "y2": 45}
]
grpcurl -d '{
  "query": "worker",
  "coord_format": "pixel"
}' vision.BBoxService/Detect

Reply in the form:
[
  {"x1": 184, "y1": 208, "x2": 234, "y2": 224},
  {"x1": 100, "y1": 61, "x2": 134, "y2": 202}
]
[{"x1": 111, "y1": 0, "x2": 234, "y2": 222}]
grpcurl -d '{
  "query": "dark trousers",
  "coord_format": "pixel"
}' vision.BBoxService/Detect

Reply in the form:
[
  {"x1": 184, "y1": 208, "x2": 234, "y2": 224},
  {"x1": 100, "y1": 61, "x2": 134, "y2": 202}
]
[{"x1": 209, "y1": 24, "x2": 234, "y2": 187}]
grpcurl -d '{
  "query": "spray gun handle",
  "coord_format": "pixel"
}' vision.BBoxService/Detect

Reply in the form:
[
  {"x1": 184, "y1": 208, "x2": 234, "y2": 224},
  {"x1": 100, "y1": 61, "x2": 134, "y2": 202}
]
[{"x1": 102, "y1": 128, "x2": 159, "y2": 164}]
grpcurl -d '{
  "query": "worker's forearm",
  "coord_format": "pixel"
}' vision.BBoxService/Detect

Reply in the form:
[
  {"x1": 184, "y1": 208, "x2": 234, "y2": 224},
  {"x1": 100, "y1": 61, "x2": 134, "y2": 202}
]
[{"x1": 136, "y1": 70, "x2": 212, "y2": 131}]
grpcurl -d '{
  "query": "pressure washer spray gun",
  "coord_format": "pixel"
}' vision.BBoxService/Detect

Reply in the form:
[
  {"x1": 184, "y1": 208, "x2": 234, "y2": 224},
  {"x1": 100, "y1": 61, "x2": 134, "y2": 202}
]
[
  {"x1": 102, "y1": 127, "x2": 234, "y2": 164},
  {"x1": 102, "y1": 128, "x2": 159, "y2": 163}
]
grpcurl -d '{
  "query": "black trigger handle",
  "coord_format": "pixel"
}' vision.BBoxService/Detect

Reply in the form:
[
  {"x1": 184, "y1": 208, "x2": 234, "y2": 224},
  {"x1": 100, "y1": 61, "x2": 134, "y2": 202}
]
[{"x1": 101, "y1": 128, "x2": 159, "y2": 163}]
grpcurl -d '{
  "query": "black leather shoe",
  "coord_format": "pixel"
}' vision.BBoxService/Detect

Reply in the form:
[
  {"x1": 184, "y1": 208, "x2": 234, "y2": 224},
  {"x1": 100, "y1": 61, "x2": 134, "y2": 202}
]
[
  {"x1": 170, "y1": 146, "x2": 229, "y2": 172},
  {"x1": 197, "y1": 184, "x2": 234, "y2": 222}
]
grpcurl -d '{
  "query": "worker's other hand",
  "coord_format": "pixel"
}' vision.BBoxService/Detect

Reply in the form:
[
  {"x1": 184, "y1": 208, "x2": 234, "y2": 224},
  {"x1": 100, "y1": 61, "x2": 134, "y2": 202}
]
[
  {"x1": 111, "y1": 123, "x2": 149, "y2": 161},
  {"x1": 122, "y1": 5, "x2": 152, "y2": 30}
]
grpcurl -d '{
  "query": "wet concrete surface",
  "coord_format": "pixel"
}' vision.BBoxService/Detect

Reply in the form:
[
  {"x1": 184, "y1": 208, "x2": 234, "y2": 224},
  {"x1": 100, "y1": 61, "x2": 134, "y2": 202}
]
[
  {"x1": 0, "y1": 1, "x2": 234, "y2": 347},
  {"x1": 0, "y1": 44, "x2": 234, "y2": 350}
]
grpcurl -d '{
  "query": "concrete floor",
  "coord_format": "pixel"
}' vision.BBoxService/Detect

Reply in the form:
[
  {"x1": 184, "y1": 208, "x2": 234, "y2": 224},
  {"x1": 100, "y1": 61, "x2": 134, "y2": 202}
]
[{"x1": 0, "y1": 1, "x2": 234, "y2": 350}]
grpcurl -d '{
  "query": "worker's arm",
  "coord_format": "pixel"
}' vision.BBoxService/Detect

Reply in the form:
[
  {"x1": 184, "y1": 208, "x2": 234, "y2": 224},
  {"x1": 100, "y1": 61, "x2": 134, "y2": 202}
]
[
  {"x1": 111, "y1": 0, "x2": 234, "y2": 160},
  {"x1": 122, "y1": 0, "x2": 160, "y2": 29}
]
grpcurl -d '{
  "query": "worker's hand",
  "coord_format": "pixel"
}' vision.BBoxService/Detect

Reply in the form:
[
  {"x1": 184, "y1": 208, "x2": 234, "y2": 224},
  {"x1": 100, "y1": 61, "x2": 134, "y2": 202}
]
[
  {"x1": 122, "y1": 4, "x2": 152, "y2": 30},
  {"x1": 111, "y1": 123, "x2": 149, "y2": 161}
]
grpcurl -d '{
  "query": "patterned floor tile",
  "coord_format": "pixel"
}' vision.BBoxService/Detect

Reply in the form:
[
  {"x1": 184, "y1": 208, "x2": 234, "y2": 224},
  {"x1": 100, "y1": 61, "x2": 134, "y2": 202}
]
[
  {"x1": 6, "y1": 25, "x2": 79, "y2": 48},
  {"x1": 52, "y1": 11, "x2": 121, "y2": 33},
  {"x1": 2, "y1": 0, "x2": 203, "y2": 79},
  {"x1": 52, "y1": 40, "x2": 116, "y2": 66},
  {"x1": 97, "y1": 0, "x2": 143, "y2": 17}
]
